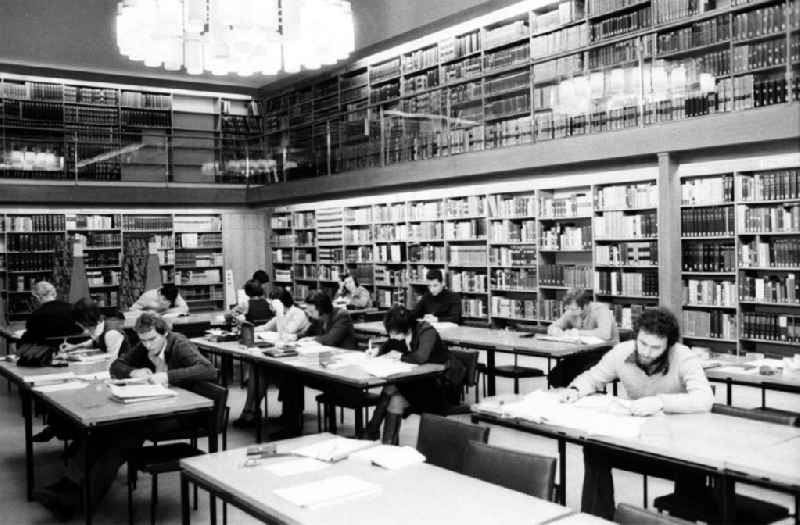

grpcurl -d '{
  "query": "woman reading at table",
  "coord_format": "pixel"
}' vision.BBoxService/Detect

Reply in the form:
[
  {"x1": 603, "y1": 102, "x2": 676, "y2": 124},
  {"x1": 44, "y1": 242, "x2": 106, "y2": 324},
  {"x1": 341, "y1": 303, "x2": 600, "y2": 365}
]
[{"x1": 360, "y1": 306, "x2": 465, "y2": 444}]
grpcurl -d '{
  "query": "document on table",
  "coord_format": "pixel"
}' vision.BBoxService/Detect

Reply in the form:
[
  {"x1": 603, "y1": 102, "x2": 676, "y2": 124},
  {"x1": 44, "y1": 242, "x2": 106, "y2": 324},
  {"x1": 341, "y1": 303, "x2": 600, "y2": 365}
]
[
  {"x1": 108, "y1": 384, "x2": 177, "y2": 403},
  {"x1": 263, "y1": 457, "x2": 331, "y2": 477},
  {"x1": 359, "y1": 357, "x2": 416, "y2": 377},
  {"x1": 535, "y1": 334, "x2": 605, "y2": 345},
  {"x1": 350, "y1": 444, "x2": 426, "y2": 470},
  {"x1": 291, "y1": 436, "x2": 379, "y2": 462},
  {"x1": 33, "y1": 381, "x2": 88, "y2": 393},
  {"x1": 23, "y1": 372, "x2": 76, "y2": 386},
  {"x1": 274, "y1": 475, "x2": 381, "y2": 509}
]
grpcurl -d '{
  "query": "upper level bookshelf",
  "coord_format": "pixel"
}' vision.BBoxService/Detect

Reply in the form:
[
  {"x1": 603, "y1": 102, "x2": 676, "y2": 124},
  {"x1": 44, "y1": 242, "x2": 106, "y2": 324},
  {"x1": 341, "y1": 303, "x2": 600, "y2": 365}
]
[
  {"x1": 259, "y1": 0, "x2": 800, "y2": 182},
  {"x1": 0, "y1": 74, "x2": 267, "y2": 186}
]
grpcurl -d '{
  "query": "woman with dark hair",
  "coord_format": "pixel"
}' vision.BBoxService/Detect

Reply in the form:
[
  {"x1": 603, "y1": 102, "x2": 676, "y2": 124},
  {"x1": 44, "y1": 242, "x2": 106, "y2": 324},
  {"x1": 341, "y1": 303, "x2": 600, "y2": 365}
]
[
  {"x1": 130, "y1": 283, "x2": 188, "y2": 315},
  {"x1": 360, "y1": 305, "x2": 465, "y2": 444},
  {"x1": 61, "y1": 299, "x2": 130, "y2": 360},
  {"x1": 235, "y1": 270, "x2": 271, "y2": 313},
  {"x1": 334, "y1": 274, "x2": 372, "y2": 309},
  {"x1": 241, "y1": 279, "x2": 272, "y2": 325}
]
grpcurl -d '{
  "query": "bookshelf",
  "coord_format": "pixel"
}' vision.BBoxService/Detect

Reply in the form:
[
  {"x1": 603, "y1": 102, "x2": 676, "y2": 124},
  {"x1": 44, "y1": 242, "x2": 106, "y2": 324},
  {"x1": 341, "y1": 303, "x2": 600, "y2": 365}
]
[
  {"x1": 0, "y1": 212, "x2": 226, "y2": 319},
  {"x1": 259, "y1": 0, "x2": 799, "y2": 182},
  {"x1": 0, "y1": 74, "x2": 263, "y2": 185}
]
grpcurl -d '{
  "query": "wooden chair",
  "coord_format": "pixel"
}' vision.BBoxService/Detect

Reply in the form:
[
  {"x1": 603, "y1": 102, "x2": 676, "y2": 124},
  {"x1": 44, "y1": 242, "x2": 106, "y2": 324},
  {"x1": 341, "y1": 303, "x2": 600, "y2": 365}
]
[
  {"x1": 415, "y1": 413, "x2": 489, "y2": 473},
  {"x1": 126, "y1": 382, "x2": 229, "y2": 525},
  {"x1": 615, "y1": 503, "x2": 694, "y2": 525},
  {"x1": 315, "y1": 389, "x2": 381, "y2": 434},
  {"x1": 444, "y1": 347, "x2": 480, "y2": 409},
  {"x1": 651, "y1": 404, "x2": 792, "y2": 525},
  {"x1": 461, "y1": 441, "x2": 556, "y2": 500}
]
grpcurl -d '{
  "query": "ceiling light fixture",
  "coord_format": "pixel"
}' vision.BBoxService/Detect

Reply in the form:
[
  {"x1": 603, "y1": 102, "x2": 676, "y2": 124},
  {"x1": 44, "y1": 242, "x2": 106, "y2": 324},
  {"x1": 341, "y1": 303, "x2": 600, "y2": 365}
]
[{"x1": 115, "y1": 0, "x2": 355, "y2": 77}]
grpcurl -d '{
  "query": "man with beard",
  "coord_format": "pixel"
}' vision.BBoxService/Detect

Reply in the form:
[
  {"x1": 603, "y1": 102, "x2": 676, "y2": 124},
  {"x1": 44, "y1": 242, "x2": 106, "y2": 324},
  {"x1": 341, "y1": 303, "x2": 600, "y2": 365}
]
[{"x1": 558, "y1": 307, "x2": 714, "y2": 519}]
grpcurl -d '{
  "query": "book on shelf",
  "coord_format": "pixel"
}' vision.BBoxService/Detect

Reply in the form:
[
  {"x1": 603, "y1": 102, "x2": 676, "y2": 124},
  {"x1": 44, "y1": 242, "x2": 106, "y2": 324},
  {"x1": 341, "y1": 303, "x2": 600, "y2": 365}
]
[
  {"x1": 539, "y1": 191, "x2": 592, "y2": 218},
  {"x1": 594, "y1": 211, "x2": 657, "y2": 239},
  {"x1": 346, "y1": 246, "x2": 374, "y2": 263},
  {"x1": 374, "y1": 265, "x2": 408, "y2": 287},
  {"x1": 595, "y1": 241, "x2": 658, "y2": 266},
  {"x1": 344, "y1": 207, "x2": 373, "y2": 224},
  {"x1": 533, "y1": 0, "x2": 585, "y2": 34},
  {"x1": 485, "y1": 19, "x2": 529, "y2": 50},
  {"x1": 681, "y1": 174, "x2": 735, "y2": 205},
  {"x1": 540, "y1": 224, "x2": 592, "y2": 250},
  {"x1": 590, "y1": 5, "x2": 651, "y2": 43},
  {"x1": 654, "y1": 0, "x2": 725, "y2": 25},
  {"x1": 656, "y1": 15, "x2": 729, "y2": 56},
  {"x1": 374, "y1": 203, "x2": 406, "y2": 222},
  {"x1": 6, "y1": 234, "x2": 61, "y2": 252},
  {"x1": 739, "y1": 238, "x2": 800, "y2": 268},
  {"x1": 408, "y1": 221, "x2": 443, "y2": 241},
  {"x1": 484, "y1": 42, "x2": 529, "y2": 72},
  {"x1": 318, "y1": 248, "x2": 343, "y2": 264},
  {"x1": 461, "y1": 297, "x2": 487, "y2": 318},
  {"x1": 682, "y1": 241, "x2": 735, "y2": 272},
  {"x1": 446, "y1": 196, "x2": 485, "y2": 217},
  {"x1": 7, "y1": 215, "x2": 65, "y2": 232},
  {"x1": 732, "y1": 3, "x2": 786, "y2": 41},
  {"x1": 450, "y1": 271, "x2": 487, "y2": 293},
  {"x1": 445, "y1": 220, "x2": 486, "y2": 240},
  {"x1": 739, "y1": 169, "x2": 800, "y2": 202},
  {"x1": 490, "y1": 268, "x2": 537, "y2": 289},
  {"x1": 681, "y1": 207, "x2": 735, "y2": 237},
  {"x1": 741, "y1": 312, "x2": 800, "y2": 343},
  {"x1": 375, "y1": 244, "x2": 405, "y2": 263},
  {"x1": 449, "y1": 245, "x2": 487, "y2": 266},
  {"x1": 594, "y1": 269, "x2": 658, "y2": 297},
  {"x1": 491, "y1": 296, "x2": 537, "y2": 320},
  {"x1": 439, "y1": 31, "x2": 481, "y2": 63},
  {"x1": 533, "y1": 24, "x2": 587, "y2": 57},
  {"x1": 489, "y1": 220, "x2": 536, "y2": 243},
  {"x1": 737, "y1": 204, "x2": 800, "y2": 233},
  {"x1": 403, "y1": 46, "x2": 438, "y2": 73},
  {"x1": 123, "y1": 215, "x2": 172, "y2": 231},
  {"x1": 682, "y1": 310, "x2": 737, "y2": 340},
  {"x1": 684, "y1": 278, "x2": 736, "y2": 307},
  {"x1": 540, "y1": 264, "x2": 592, "y2": 288},
  {"x1": 740, "y1": 274, "x2": 799, "y2": 304},
  {"x1": 733, "y1": 38, "x2": 787, "y2": 74},
  {"x1": 596, "y1": 183, "x2": 657, "y2": 210},
  {"x1": 490, "y1": 246, "x2": 537, "y2": 266},
  {"x1": 588, "y1": 37, "x2": 652, "y2": 70},
  {"x1": 409, "y1": 201, "x2": 442, "y2": 221}
]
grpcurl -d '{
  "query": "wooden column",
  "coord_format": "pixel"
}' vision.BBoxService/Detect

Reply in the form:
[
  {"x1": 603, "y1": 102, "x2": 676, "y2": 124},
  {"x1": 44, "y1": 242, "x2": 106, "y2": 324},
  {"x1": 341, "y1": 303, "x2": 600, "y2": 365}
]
[{"x1": 657, "y1": 152, "x2": 682, "y2": 326}]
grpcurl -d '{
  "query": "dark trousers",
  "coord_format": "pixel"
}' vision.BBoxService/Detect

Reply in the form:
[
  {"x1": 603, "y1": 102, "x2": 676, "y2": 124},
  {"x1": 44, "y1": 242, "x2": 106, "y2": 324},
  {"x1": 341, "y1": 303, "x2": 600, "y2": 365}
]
[
  {"x1": 277, "y1": 374, "x2": 304, "y2": 432},
  {"x1": 582, "y1": 445, "x2": 708, "y2": 520}
]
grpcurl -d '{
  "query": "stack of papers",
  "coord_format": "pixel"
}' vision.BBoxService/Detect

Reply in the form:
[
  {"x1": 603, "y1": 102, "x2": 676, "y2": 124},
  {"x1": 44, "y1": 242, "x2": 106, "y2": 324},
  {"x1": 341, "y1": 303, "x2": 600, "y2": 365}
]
[
  {"x1": 23, "y1": 372, "x2": 75, "y2": 386},
  {"x1": 274, "y1": 475, "x2": 381, "y2": 509},
  {"x1": 535, "y1": 334, "x2": 605, "y2": 345},
  {"x1": 108, "y1": 384, "x2": 177, "y2": 404},
  {"x1": 474, "y1": 391, "x2": 646, "y2": 439},
  {"x1": 351, "y1": 445, "x2": 426, "y2": 470},
  {"x1": 359, "y1": 357, "x2": 416, "y2": 378},
  {"x1": 291, "y1": 437, "x2": 378, "y2": 463}
]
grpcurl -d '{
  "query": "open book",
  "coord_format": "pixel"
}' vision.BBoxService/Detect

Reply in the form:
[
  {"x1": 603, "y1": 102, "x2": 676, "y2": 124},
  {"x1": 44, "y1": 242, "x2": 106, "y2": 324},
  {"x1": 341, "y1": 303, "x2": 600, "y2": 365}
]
[
  {"x1": 291, "y1": 436, "x2": 378, "y2": 463},
  {"x1": 108, "y1": 383, "x2": 177, "y2": 404}
]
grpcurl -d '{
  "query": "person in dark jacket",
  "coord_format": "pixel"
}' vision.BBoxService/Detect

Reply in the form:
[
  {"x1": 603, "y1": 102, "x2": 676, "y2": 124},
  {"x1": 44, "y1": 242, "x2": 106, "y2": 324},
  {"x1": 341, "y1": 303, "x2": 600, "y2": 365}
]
[
  {"x1": 361, "y1": 306, "x2": 464, "y2": 444},
  {"x1": 19, "y1": 281, "x2": 82, "y2": 346},
  {"x1": 412, "y1": 269, "x2": 462, "y2": 324},
  {"x1": 33, "y1": 312, "x2": 217, "y2": 521},
  {"x1": 301, "y1": 290, "x2": 357, "y2": 349}
]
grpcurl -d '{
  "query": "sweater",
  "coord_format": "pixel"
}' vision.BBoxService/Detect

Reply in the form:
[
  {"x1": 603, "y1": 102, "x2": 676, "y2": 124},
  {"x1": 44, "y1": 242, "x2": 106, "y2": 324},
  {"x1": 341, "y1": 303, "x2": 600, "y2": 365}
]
[
  {"x1": 413, "y1": 289, "x2": 462, "y2": 324},
  {"x1": 569, "y1": 340, "x2": 714, "y2": 413},
  {"x1": 336, "y1": 286, "x2": 372, "y2": 309},
  {"x1": 258, "y1": 305, "x2": 310, "y2": 335},
  {"x1": 20, "y1": 300, "x2": 82, "y2": 345},
  {"x1": 550, "y1": 302, "x2": 619, "y2": 344},
  {"x1": 306, "y1": 309, "x2": 357, "y2": 349},
  {"x1": 110, "y1": 332, "x2": 217, "y2": 387}
]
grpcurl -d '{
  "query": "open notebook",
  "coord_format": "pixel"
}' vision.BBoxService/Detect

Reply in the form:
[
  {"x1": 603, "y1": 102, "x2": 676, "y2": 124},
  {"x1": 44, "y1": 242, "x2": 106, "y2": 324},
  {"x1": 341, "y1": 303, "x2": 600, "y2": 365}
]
[
  {"x1": 291, "y1": 436, "x2": 378, "y2": 463},
  {"x1": 108, "y1": 384, "x2": 177, "y2": 404}
]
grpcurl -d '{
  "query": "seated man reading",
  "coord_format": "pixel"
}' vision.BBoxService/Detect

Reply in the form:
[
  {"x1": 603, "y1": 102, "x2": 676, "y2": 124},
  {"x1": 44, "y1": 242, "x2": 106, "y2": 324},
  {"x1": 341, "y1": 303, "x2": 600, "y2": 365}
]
[{"x1": 558, "y1": 307, "x2": 714, "y2": 519}]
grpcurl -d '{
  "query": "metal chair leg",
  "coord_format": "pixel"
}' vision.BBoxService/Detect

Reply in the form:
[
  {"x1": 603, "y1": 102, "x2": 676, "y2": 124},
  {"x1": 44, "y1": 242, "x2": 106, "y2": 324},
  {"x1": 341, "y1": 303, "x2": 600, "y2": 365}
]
[
  {"x1": 150, "y1": 473, "x2": 158, "y2": 525},
  {"x1": 193, "y1": 481, "x2": 198, "y2": 511},
  {"x1": 127, "y1": 463, "x2": 135, "y2": 525}
]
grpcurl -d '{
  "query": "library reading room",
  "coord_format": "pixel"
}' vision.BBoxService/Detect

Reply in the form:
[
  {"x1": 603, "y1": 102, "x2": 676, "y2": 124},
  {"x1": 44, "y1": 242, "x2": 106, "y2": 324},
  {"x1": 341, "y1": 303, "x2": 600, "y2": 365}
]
[{"x1": 0, "y1": 0, "x2": 799, "y2": 524}]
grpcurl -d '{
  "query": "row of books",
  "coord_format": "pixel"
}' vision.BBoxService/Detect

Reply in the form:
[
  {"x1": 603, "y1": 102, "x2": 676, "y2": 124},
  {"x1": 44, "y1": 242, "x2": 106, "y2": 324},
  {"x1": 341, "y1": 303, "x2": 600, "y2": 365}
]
[
  {"x1": 375, "y1": 266, "x2": 406, "y2": 286},
  {"x1": 594, "y1": 269, "x2": 659, "y2": 297},
  {"x1": 74, "y1": 232, "x2": 121, "y2": 249},
  {"x1": 447, "y1": 196, "x2": 486, "y2": 217},
  {"x1": 484, "y1": 43, "x2": 530, "y2": 73},
  {"x1": 491, "y1": 297, "x2": 537, "y2": 320},
  {"x1": 295, "y1": 232, "x2": 315, "y2": 245},
  {"x1": 6, "y1": 215, "x2": 65, "y2": 232},
  {"x1": 595, "y1": 241, "x2": 658, "y2": 265},
  {"x1": 533, "y1": 54, "x2": 585, "y2": 83},
  {"x1": 64, "y1": 106, "x2": 117, "y2": 126},
  {"x1": 532, "y1": 0, "x2": 585, "y2": 35},
  {"x1": 120, "y1": 109, "x2": 170, "y2": 128},
  {"x1": 121, "y1": 215, "x2": 172, "y2": 231},
  {"x1": 374, "y1": 224, "x2": 407, "y2": 242},
  {"x1": 295, "y1": 264, "x2": 317, "y2": 280},
  {"x1": 8, "y1": 274, "x2": 51, "y2": 292},
  {"x1": 5, "y1": 253, "x2": 54, "y2": 272},
  {"x1": 346, "y1": 246, "x2": 373, "y2": 263},
  {"x1": 540, "y1": 298, "x2": 566, "y2": 322},
  {"x1": 462, "y1": 298, "x2": 487, "y2": 318},
  {"x1": 733, "y1": 38, "x2": 787, "y2": 74},
  {"x1": 176, "y1": 232, "x2": 221, "y2": 249},
  {"x1": 541, "y1": 224, "x2": 593, "y2": 250},
  {"x1": 681, "y1": 174, "x2": 735, "y2": 205},
  {"x1": 614, "y1": 303, "x2": 650, "y2": 330},
  {"x1": 345, "y1": 228, "x2": 372, "y2": 243},
  {"x1": 450, "y1": 246, "x2": 488, "y2": 266},
  {"x1": 656, "y1": 15, "x2": 729, "y2": 56},
  {"x1": 440, "y1": 31, "x2": 482, "y2": 63},
  {"x1": 295, "y1": 249, "x2": 315, "y2": 263},
  {"x1": 683, "y1": 310, "x2": 737, "y2": 340},
  {"x1": 271, "y1": 249, "x2": 291, "y2": 263},
  {"x1": 539, "y1": 192, "x2": 593, "y2": 218},
  {"x1": 540, "y1": 264, "x2": 593, "y2": 288},
  {"x1": 740, "y1": 169, "x2": 800, "y2": 202},
  {"x1": 408, "y1": 245, "x2": 445, "y2": 263},
  {"x1": 733, "y1": 73, "x2": 792, "y2": 111},
  {"x1": 740, "y1": 274, "x2": 799, "y2": 304},
  {"x1": 446, "y1": 220, "x2": 486, "y2": 240},
  {"x1": 682, "y1": 241, "x2": 735, "y2": 272},
  {"x1": 370, "y1": 81, "x2": 400, "y2": 104},
  {"x1": 487, "y1": 194, "x2": 537, "y2": 218},
  {"x1": 86, "y1": 270, "x2": 120, "y2": 287},
  {"x1": 85, "y1": 252, "x2": 119, "y2": 267},
  {"x1": 684, "y1": 278, "x2": 737, "y2": 307},
  {"x1": 4, "y1": 81, "x2": 61, "y2": 101},
  {"x1": 737, "y1": 204, "x2": 800, "y2": 233},
  {"x1": 594, "y1": 212, "x2": 657, "y2": 239},
  {"x1": 489, "y1": 220, "x2": 536, "y2": 243},
  {"x1": 175, "y1": 252, "x2": 223, "y2": 267},
  {"x1": 490, "y1": 268, "x2": 537, "y2": 290},
  {"x1": 408, "y1": 265, "x2": 436, "y2": 282},
  {"x1": 681, "y1": 207, "x2": 735, "y2": 237},
  {"x1": 403, "y1": 46, "x2": 437, "y2": 74},
  {"x1": 489, "y1": 246, "x2": 538, "y2": 267},
  {"x1": 739, "y1": 238, "x2": 800, "y2": 268},
  {"x1": 375, "y1": 203, "x2": 406, "y2": 223},
  {"x1": 272, "y1": 234, "x2": 294, "y2": 245},
  {"x1": 653, "y1": 0, "x2": 721, "y2": 25},
  {"x1": 485, "y1": 19, "x2": 529, "y2": 50},
  {"x1": 732, "y1": 4, "x2": 787, "y2": 41},
  {"x1": 443, "y1": 56, "x2": 482, "y2": 84},
  {"x1": 120, "y1": 91, "x2": 171, "y2": 109},
  {"x1": 409, "y1": 201, "x2": 443, "y2": 221},
  {"x1": 376, "y1": 289, "x2": 407, "y2": 309},
  {"x1": 741, "y1": 312, "x2": 800, "y2": 342},
  {"x1": 6, "y1": 234, "x2": 61, "y2": 251},
  {"x1": 596, "y1": 183, "x2": 657, "y2": 210},
  {"x1": 588, "y1": 38, "x2": 651, "y2": 70},
  {"x1": 590, "y1": 5, "x2": 651, "y2": 43},
  {"x1": 450, "y1": 271, "x2": 488, "y2": 292},
  {"x1": 370, "y1": 58, "x2": 401, "y2": 84},
  {"x1": 404, "y1": 69, "x2": 439, "y2": 96},
  {"x1": 66, "y1": 215, "x2": 119, "y2": 230},
  {"x1": 375, "y1": 244, "x2": 405, "y2": 263},
  {"x1": 485, "y1": 117, "x2": 534, "y2": 149},
  {"x1": 533, "y1": 24, "x2": 586, "y2": 58}
]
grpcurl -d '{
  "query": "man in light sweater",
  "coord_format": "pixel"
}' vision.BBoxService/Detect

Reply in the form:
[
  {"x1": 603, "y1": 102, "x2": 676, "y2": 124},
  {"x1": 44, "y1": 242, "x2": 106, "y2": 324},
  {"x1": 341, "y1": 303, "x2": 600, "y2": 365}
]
[{"x1": 559, "y1": 307, "x2": 714, "y2": 519}]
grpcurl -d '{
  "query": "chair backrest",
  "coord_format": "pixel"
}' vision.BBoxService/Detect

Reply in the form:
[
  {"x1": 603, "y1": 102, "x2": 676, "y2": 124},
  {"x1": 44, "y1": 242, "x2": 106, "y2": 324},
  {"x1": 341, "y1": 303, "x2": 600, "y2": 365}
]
[
  {"x1": 188, "y1": 381, "x2": 229, "y2": 435},
  {"x1": 615, "y1": 503, "x2": 694, "y2": 525},
  {"x1": 449, "y1": 348, "x2": 479, "y2": 388},
  {"x1": 711, "y1": 403, "x2": 799, "y2": 426},
  {"x1": 416, "y1": 413, "x2": 489, "y2": 472},
  {"x1": 461, "y1": 441, "x2": 556, "y2": 500}
]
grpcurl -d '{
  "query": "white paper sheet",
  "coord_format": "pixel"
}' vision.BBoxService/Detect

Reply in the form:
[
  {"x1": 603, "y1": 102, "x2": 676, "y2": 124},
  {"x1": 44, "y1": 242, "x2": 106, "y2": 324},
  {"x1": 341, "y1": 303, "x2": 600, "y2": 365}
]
[
  {"x1": 263, "y1": 458, "x2": 331, "y2": 477},
  {"x1": 33, "y1": 381, "x2": 88, "y2": 393},
  {"x1": 359, "y1": 357, "x2": 416, "y2": 378},
  {"x1": 274, "y1": 475, "x2": 381, "y2": 509},
  {"x1": 291, "y1": 437, "x2": 378, "y2": 462},
  {"x1": 350, "y1": 445, "x2": 426, "y2": 470},
  {"x1": 108, "y1": 384, "x2": 177, "y2": 400}
]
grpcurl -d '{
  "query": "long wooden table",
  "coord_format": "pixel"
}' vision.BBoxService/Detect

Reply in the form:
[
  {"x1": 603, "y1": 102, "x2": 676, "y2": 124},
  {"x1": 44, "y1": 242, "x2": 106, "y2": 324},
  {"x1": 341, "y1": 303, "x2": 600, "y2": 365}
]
[
  {"x1": 179, "y1": 432, "x2": 574, "y2": 525},
  {"x1": 354, "y1": 321, "x2": 611, "y2": 395},
  {"x1": 193, "y1": 338, "x2": 444, "y2": 442},
  {"x1": 0, "y1": 359, "x2": 215, "y2": 525},
  {"x1": 471, "y1": 396, "x2": 800, "y2": 523},
  {"x1": 701, "y1": 356, "x2": 800, "y2": 406}
]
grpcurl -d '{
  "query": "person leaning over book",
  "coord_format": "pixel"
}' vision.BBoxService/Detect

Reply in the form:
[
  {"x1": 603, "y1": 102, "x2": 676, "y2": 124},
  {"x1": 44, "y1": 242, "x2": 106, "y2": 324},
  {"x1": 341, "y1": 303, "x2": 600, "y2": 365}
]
[
  {"x1": 129, "y1": 282, "x2": 189, "y2": 316},
  {"x1": 233, "y1": 269, "x2": 270, "y2": 315},
  {"x1": 557, "y1": 307, "x2": 714, "y2": 520},
  {"x1": 233, "y1": 287, "x2": 310, "y2": 429},
  {"x1": 333, "y1": 273, "x2": 372, "y2": 309},
  {"x1": 360, "y1": 306, "x2": 465, "y2": 444},
  {"x1": 412, "y1": 269, "x2": 462, "y2": 324},
  {"x1": 32, "y1": 312, "x2": 217, "y2": 521}
]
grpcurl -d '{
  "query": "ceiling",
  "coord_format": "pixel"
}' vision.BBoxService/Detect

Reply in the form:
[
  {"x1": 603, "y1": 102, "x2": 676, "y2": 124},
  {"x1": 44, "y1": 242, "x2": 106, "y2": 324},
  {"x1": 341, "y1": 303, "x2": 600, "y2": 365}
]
[{"x1": 0, "y1": 0, "x2": 488, "y2": 93}]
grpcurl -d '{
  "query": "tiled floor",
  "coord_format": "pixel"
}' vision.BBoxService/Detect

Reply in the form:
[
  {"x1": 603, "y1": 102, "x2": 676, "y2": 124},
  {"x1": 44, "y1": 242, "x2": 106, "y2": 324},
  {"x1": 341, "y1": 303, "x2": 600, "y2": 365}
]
[{"x1": 0, "y1": 353, "x2": 796, "y2": 524}]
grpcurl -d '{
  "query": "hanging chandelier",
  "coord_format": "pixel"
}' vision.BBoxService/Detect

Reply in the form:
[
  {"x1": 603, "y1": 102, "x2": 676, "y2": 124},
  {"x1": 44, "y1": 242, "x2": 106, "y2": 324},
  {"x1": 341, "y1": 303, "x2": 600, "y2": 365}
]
[{"x1": 115, "y1": 0, "x2": 355, "y2": 76}]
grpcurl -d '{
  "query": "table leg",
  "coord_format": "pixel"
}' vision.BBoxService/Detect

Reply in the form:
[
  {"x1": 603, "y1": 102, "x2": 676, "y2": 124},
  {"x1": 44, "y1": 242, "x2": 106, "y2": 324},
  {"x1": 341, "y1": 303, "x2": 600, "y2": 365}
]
[
  {"x1": 180, "y1": 472, "x2": 190, "y2": 525},
  {"x1": 220, "y1": 355, "x2": 231, "y2": 389},
  {"x1": 558, "y1": 438, "x2": 567, "y2": 505},
  {"x1": 208, "y1": 407, "x2": 219, "y2": 525},
  {"x1": 761, "y1": 387, "x2": 766, "y2": 408},
  {"x1": 726, "y1": 382, "x2": 732, "y2": 406},
  {"x1": 84, "y1": 429, "x2": 93, "y2": 525},
  {"x1": 487, "y1": 349, "x2": 496, "y2": 397},
  {"x1": 354, "y1": 390, "x2": 365, "y2": 436},
  {"x1": 719, "y1": 474, "x2": 735, "y2": 524},
  {"x1": 546, "y1": 358, "x2": 553, "y2": 388},
  {"x1": 253, "y1": 364, "x2": 262, "y2": 444},
  {"x1": 613, "y1": 381, "x2": 618, "y2": 396},
  {"x1": 22, "y1": 389, "x2": 33, "y2": 501},
  {"x1": 327, "y1": 402, "x2": 337, "y2": 435}
]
